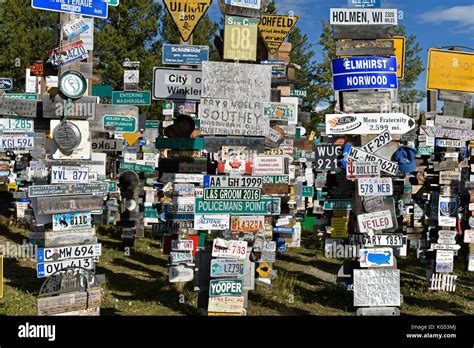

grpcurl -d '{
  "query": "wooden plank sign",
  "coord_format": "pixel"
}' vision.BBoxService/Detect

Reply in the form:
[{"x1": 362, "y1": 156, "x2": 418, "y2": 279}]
[
  {"x1": 258, "y1": 14, "x2": 298, "y2": 54},
  {"x1": 163, "y1": 0, "x2": 212, "y2": 42},
  {"x1": 38, "y1": 287, "x2": 101, "y2": 316},
  {"x1": 44, "y1": 228, "x2": 97, "y2": 248},
  {"x1": 36, "y1": 196, "x2": 104, "y2": 215},
  {"x1": 0, "y1": 95, "x2": 37, "y2": 118},
  {"x1": 435, "y1": 116, "x2": 472, "y2": 130},
  {"x1": 42, "y1": 94, "x2": 97, "y2": 119},
  {"x1": 340, "y1": 90, "x2": 392, "y2": 113},
  {"x1": 333, "y1": 25, "x2": 394, "y2": 40}
]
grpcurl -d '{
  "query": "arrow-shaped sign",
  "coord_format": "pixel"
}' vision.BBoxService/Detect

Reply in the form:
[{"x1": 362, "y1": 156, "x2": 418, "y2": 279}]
[{"x1": 326, "y1": 113, "x2": 415, "y2": 135}]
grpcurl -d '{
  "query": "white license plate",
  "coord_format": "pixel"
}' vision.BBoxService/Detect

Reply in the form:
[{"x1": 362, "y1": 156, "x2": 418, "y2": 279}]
[
  {"x1": 51, "y1": 166, "x2": 89, "y2": 184},
  {"x1": 0, "y1": 118, "x2": 34, "y2": 133},
  {"x1": 37, "y1": 243, "x2": 102, "y2": 263},
  {"x1": 212, "y1": 240, "x2": 248, "y2": 259},
  {"x1": 358, "y1": 178, "x2": 393, "y2": 196},
  {"x1": 52, "y1": 212, "x2": 92, "y2": 232},
  {"x1": 63, "y1": 18, "x2": 89, "y2": 38},
  {"x1": 37, "y1": 257, "x2": 95, "y2": 278},
  {"x1": 0, "y1": 133, "x2": 34, "y2": 150}
]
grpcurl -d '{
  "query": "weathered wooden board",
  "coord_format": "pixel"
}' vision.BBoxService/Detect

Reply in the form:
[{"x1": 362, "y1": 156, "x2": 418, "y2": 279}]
[
  {"x1": 42, "y1": 94, "x2": 98, "y2": 119},
  {"x1": 336, "y1": 40, "x2": 394, "y2": 56},
  {"x1": 443, "y1": 102, "x2": 465, "y2": 117},
  {"x1": 262, "y1": 184, "x2": 290, "y2": 195},
  {"x1": 340, "y1": 90, "x2": 392, "y2": 113},
  {"x1": 38, "y1": 287, "x2": 101, "y2": 316},
  {"x1": 0, "y1": 96, "x2": 37, "y2": 118},
  {"x1": 36, "y1": 196, "x2": 104, "y2": 215},
  {"x1": 45, "y1": 228, "x2": 97, "y2": 248},
  {"x1": 52, "y1": 307, "x2": 100, "y2": 316},
  {"x1": 217, "y1": 0, "x2": 268, "y2": 17},
  {"x1": 333, "y1": 25, "x2": 393, "y2": 40},
  {"x1": 438, "y1": 90, "x2": 473, "y2": 105}
]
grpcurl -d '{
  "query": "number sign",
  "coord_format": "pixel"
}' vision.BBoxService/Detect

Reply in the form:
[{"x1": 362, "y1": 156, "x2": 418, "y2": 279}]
[
  {"x1": 314, "y1": 145, "x2": 342, "y2": 171},
  {"x1": 224, "y1": 15, "x2": 258, "y2": 61}
]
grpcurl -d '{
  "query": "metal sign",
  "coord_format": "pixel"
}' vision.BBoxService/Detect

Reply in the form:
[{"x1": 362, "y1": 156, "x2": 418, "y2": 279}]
[
  {"x1": 362, "y1": 131, "x2": 393, "y2": 153},
  {"x1": 212, "y1": 239, "x2": 248, "y2": 259},
  {"x1": 0, "y1": 96, "x2": 37, "y2": 118},
  {"x1": 204, "y1": 136, "x2": 265, "y2": 152},
  {"x1": 332, "y1": 56, "x2": 397, "y2": 75},
  {"x1": 51, "y1": 166, "x2": 89, "y2": 184},
  {"x1": 0, "y1": 133, "x2": 34, "y2": 151},
  {"x1": 426, "y1": 126, "x2": 474, "y2": 141},
  {"x1": 252, "y1": 156, "x2": 285, "y2": 175},
  {"x1": 427, "y1": 49, "x2": 474, "y2": 94},
  {"x1": 314, "y1": 144, "x2": 342, "y2": 171},
  {"x1": 363, "y1": 196, "x2": 384, "y2": 213},
  {"x1": 162, "y1": 44, "x2": 209, "y2": 65},
  {"x1": 91, "y1": 139, "x2": 123, "y2": 152},
  {"x1": 103, "y1": 115, "x2": 137, "y2": 133},
  {"x1": 210, "y1": 259, "x2": 245, "y2": 277},
  {"x1": 349, "y1": 234, "x2": 403, "y2": 247},
  {"x1": 53, "y1": 212, "x2": 92, "y2": 232},
  {"x1": 359, "y1": 248, "x2": 394, "y2": 268},
  {"x1": 353, "y1": 269, "x2": 400, "y2": 307},
  {"x1": 169, "y1": 264, "x2": 194, "y2": 283},
  {"x1": 435, "y1": 116, "x2": 472, "y2": 130},
  {"x1": 262, "y1": 102, "x2": 297, "y2": 123},
  {"x1": 262, "y1": 175, "x2": 289, "y2": 185},
  {"x1": 152, "y1": 67, "x2": 202, "y2": 101},
  {"x1": 323, "y1": 200, "x2": 352, "y2": 210},
  {"x1": 36, "y1": 196, "x2": 104, "y2": 215},
  {"x1": 160, "y1": 173, "x2": 203, "y2": 184},
  {"x1": 63, "y1": 17, "x2": 89, "y2": 39},
  {"x1": 170, "y1": 250, "x2": 193, "y2": 265},
  {"x1": 346, "y1": 161, "x2": 380, "y2": 179},
  {"x1": 258, "y1": 14, "x2": 298, "y2": 54},
  {"x1": 333, "y1": 72, "x2": 397, "y2": 91},
  {"x1": 204, "y1": 176, "x2": 262, "y2": 189},
  {"x1": 358, "y1": 177, "x2": 393, "y2": 196},
  {"x1": 0, "y1": 78, "x2": 13, "y2": 91},
  {"x1": 378, "y1": 36, "x2": 406, "y2": 79},
  {"x1": 156, "y1": 138, "x2": 204, "y2": 150},
  {"x1": 343, "y1": 144, "x2": 401, "y2": 176},
  {"x1": 4, "y1": 93, "x2": 38, "y2": 100},
  {"x1": 163, "y1": 0, "x2": 212, "y2": 42},
  {"x1": 435, "y1": 139, "x2": 464, "y2": 148},
  {"x1": 112, "y1": 91, "x2": 151, "y2": 105},
  {"x1": 348, "y1": 0, "x2": 381, "y2": 8},
  {"x1": 0, "y1": 118, "x2": 34, "y2": 133},
  {"x1": 224, "y1": 15, "x2": 258, "y2": 61},
  {"x1": 37, "y1": 243, "x2": 101, "y2": 263},
  {"x1": 330, "y1": 8, "x2": 398, "y2": 25},
  {"x1": 37, "y1": 258, "x2": 95, "y2": 278},
  {"x1": 203, "y1": 188, "x2": 261, "y2": 202},
  {"x1": 209, "y1": 279, "x2": 243, "y2": 297},
  {"x1": 438, "y1": 196, "x2": 457, "y2": 227},
  {"x1": 195, "y1": 197, "x2": 281, "y2": 215},
  {"x1": 358, "y1": 210, "x2": 393, "y2": 233},
  {"x1": 194, "y1": 214, "x2": 230, "y2": 230},
  {"x1": 31, "y1": 0, "x2": 108, "y2": 18},
  {"x1": 225, "y1": 0, "x2": 261, "y2": 9},
  {"x1": 326, "y1": 113, "x2": 414, "y2": 135},
  {"x1": 48, "y1": 41, "x2": 88, "y2": 69},
  {"x1": 231, "y1": 215, "x2": 265, "y2": 233},
  {"x1": 199, "y1": 98, "x2": 267, "y2": 136}
]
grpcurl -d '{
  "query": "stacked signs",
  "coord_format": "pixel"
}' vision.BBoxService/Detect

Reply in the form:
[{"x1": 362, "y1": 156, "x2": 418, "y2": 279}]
[{"x1": 324, "y1": 4, "x2": 410, "y2": 316}]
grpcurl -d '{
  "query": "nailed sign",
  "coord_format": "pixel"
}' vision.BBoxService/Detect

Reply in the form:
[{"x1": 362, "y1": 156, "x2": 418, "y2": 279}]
[
  {"x1": 262, "y1": 102, "x2": 298, "y2": 124},
  {"x1": 231, "y1": 215, "x2": 265, "y2": 233},
  {"x1": 435, "y1": 116, "x2": 472, "y2": 130},
  {"x1": 252, "y1": 156, "x2": 285, "y2": 175},
  {"x1": 210, "y1": 259, "x2": 245, "y2": 277},
  {"x1": 333, "y1": 72, "x2": 397, "y2": 91},
  {"x1": 212, "y1": 239, "x2": 248, "y2": 259},
  {"x1": 358, "y1": 210, "x2": 393, "y2": 233},
  {"x1": 346, "y1": 161, "x2": 380, "y2": 179},
  {"x1": 162, "y1": 44, "x2": 209, "y2": 65},
  {"x1": 195, "y1": 197, "x2": 281, "y2": 215},
  {"x1": 36, "y1": 196, "x2": 104, "y2": 215},
  {"x1": 0, "y1": 96, "x2": 37, "y2": 118},
  {"x1": 209, "y1": 279, "x2": 243, "y2": 297},
  {"x1": 152, "y1": 67, "x2": 202, "y2": 101},
  {"x1": 163, "y1": 0, "x2": 212, "y2": 42},
  {"x1": 326, "y1": 114, "x2": 414, "y2": 135},
  {"x1": 194, "y1": 214, "x2": 230, "y2": 230},
  {"x1": 330, "y1": 8, "x2": 398, "y2": 25},
  {"x1": 343, "y1": 144, "x2": 401, "y2": 176},
  {"x1": 353, "y1": 269, "x2": 400, "y2": 307},
  {"x1": 358, "y1": 177, "x2": 393, "y2": 196},
  {"x1": 314, "y1": 145, "x2": 343, "y2": 171},
  {"x1": 224, "y1": 15, "x2": 258, "y2": 61},
  {"x1": 258, "y1": 14, "x2": 298, "y2": 54},
  {"x1": 48, "y1": 41, "x2": 88, "y2": 69},
  {"x1": 332, "y1": 56, "x2": 397, "y2": 75},
  {"x1": 28, "y1": 183, "x2": 108, "y2": 198}
]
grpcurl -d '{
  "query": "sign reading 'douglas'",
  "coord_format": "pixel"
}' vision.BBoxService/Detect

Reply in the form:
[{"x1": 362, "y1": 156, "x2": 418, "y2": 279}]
[
  {"x1": 152, "y1": 67, "x2": 202, "y2": 101},
  {"x1": 326, "y1": 113, "x2": 415, "y2": 135},
  {"x1": 330, "y1": 9, "x2": 398, "y2": 25}
]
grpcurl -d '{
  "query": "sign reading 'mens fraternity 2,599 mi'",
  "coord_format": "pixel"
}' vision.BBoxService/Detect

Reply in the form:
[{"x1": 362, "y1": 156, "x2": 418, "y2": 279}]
[{"x1": 164, "y1": 0, "x2": 212, "y2": 42}]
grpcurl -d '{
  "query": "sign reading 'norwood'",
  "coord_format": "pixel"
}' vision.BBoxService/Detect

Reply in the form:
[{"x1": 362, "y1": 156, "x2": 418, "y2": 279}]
[{"x1": 333, "y1": 72, "x2": 397, "y2": 91}]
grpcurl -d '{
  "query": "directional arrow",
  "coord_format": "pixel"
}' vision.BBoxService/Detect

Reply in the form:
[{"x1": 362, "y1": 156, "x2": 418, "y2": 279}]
[{"x1": 326, "y1": 113, "x2": 415, "y2": 135}]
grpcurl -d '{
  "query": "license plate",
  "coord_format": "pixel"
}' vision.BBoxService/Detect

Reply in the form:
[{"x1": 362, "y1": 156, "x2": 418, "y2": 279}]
[
  {"x1": 212, "y1": 240, "x2": 248, "y2": 259},
  {"x1": 0, "y1": 118, "x2": 34, "y2": 133},
  {"x1": 37, "y1": 243, "x2": 102, "y2": 263},
  {"x1": 52, "y1": 212, "x2": 92, "y2": 232},
  {"x1": 361, "y1": 130, "x2": 392, "y2": 153},
  {"x1": 210, "y1": 259, "x2": 246, "y2": 277},
  {"x1": 48, "y1": 41, "x2": 88, "y2": 68},
  {"x1": 358, "y1": 178, "x2": 393, "y2": 196},
  {"x1": 63, "y1": 18, "x2": 89, "y2": 39},
  {"x1": 37, "y1": 257, "x2": 95, "y2": 278},
  {"x1": 344, "y1": 144, "x2": 401, "y2": 176},
  {"x1": 203, "y1": 188, "x2": 261, "y2": 201},
  {"x1": 348, "y1": 234, "x2": 403, "y2": 246},
  {"x1": 51, "y1": 166, "x2": 89, "y2": 184},
  {"x1": 204, "y1": 175, "x2": 263, "y2": 188},
  {"x1": 0, "y1": 133, "x2": 34, "y2": 150},
  {"x1": 231, "y1": 216, "x2": 265, "y2": 233},
  {"x1": 169, "y1": 250, "x2": 193, "y2": 265}
]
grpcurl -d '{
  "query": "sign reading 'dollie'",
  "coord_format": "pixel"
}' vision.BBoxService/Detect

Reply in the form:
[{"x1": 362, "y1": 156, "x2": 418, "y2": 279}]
[{"x1": 152, "y1": 68, "x2": 202, "y2": 101}]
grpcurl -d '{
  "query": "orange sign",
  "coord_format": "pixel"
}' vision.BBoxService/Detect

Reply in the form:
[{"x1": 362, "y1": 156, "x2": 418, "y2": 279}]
[{"x1": 427, "y1": 49, "x2": 474, "y2": 93}]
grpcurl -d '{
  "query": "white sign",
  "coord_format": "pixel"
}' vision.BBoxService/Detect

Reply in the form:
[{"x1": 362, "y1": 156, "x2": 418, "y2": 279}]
[
  {"x1": 161, "y1": 173, "x2": 203, "y2": 184},
  {"x1": 436, "y1": 250, "x2": 454, "y2": 273},
  {"x1": 0, "y1": 133, "x2": 34, "y2": 150},
  {"x1": 252, "y1": 156, "x2": 285, "y2": 175},
  {"x1": 170, "y1": 250, "x2": 193, "y2": 265},
  {"x1": 52, "y1": 212, "x2": 92, "y2": 232},
  {"x1": 361, "y1": 131, "x2": 393, "y2": 153},
  {"x1": 437, "y1": 230, "x2": 457, "y2": 245},
  {"x1": 359, "y1": 248, "x2": 394, "y2": 268},
  {"x1": 435, "y1": 116, "x2": 472, "y2": 130},
  {"x1": 208, "y1": 296, "x2": 244, "y2": 313},
  {"x1": 0, "y1": 118, "x2": 34, "y2": 133},
  {"x1": 326, "y1": 113, "x2": 415, "y2": 135},
  {"x1": 330, "y1": 8, "x2": 398, "y2": 25},
  {"x1": 212, "y1": 239, "x2": 248, "y2": 259},
  {"x1": 435, "y1": 139, "x2": 464, "y2": 148},
  {"x1": 439, "y1": 171, "x2": 461, "y2": 185},
  {"x1": 37, "y1": 243, "x2": 101, "y2": 263},
  {"x1": 464, "y1": 230, "x2": 474, "y2": 244},
  {"x1": 171, "y1": 240, "x2": 194, "y2": 251},
  {"x1": 225, "y1": 0, "x2": 261, "y2": 9},
  {"x1": 51, "y1": 166, "x2": 89, "y2": 184},
  {"x1": 348, "y1": 234, "x2": 403, "y2": 247},
  {"x1": 194, "y1": 214, "x2": 230, "y2": 230},
  {"x1": 37, "y1": 257, "x2": 94, "y2": 278},
  {"x1": 358, "y1": 177, "x2": 393, "y2": 196},
  {"x1": 346, "y1": 161, "x2": 380, "y2": 179},
  {"x1": 153, "y1": 67, "x2": 201, "y2": 101},
  {"x1": 63, "y1": 17, "x2": 89, "y2": 39},
  {"x1": 204, "y1": 175, "x2": 262, "y2": 188},
  {"x1": 169, "y1": 264, "x2": 194, "y2": 283},
  {"x1": 345, "y1": 145, "x2": 400, "y2": 176},
  {"x1": 430, "y1": 244, "x2": 461, "y2": 251},
  {"x1": 353, "y1": 269, "x2": 400, "y2": 307},
  {"x1": 358, "y1": 210, "x2": 393, "y2": 233}
]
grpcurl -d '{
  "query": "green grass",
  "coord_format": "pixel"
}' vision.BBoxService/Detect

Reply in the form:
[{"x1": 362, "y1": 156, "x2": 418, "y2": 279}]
[{"x1": 0, "y1": 224, "x2": 472, "y2": 316}]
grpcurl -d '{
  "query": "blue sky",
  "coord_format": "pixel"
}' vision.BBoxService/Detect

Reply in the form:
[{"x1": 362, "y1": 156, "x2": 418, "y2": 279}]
[{"x1": 207, "y1": 0, "x2": 474, "y2": 109}]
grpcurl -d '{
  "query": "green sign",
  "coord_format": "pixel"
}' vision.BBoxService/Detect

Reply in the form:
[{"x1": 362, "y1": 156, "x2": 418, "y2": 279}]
[
  {"x1": 262, "y1": 175, "x2": 289, "y2": 185},
  {"x1": 317, "y1": 190, "x2": 327, "y2": 201},
  {"x1": 156, "y1": 138, "x2": 204, "y2": 150},
  {"x1": 195, "y1": 197, "x2": 281, "y2": 215},
  {"x1": 302, "y1": 186, "x2": 314, "y2": 197},
  {"x1": 112, "y1": 91, "x2": 151, "y2": 105},
  {"x1": 103, "y1": 115, "x2": 137, "y2": 132},
  {"x1": 107, "y1": 0, "x2": 119, "y2": 6},
  {"x1": 203, "y1": 188, "x2": 261, "y2": 202},
  {"x1": 146, "y1": 120, "x2": 159, "y2": 129},
  {"x1": 323, "y1": 200, "x2": 352, "y2": 210},
  {"x1": 209, "y1": 279, "x2": 243, "y2": 297},
  {"x1": 106, "y1": 180, "x2": 117, "y2": 193},
  {"x1": 4, "y1": 93, "x2": 38, "y2": 100},
  {"x1": 144, "y1": 206, "x2": 159, "y2": 218},
  {"x1": 92, "y1": 85, "x2": 113, "y2": 98},
  {"x1": 417, "y1": 146, "x2": 434, "y2": 156},
  {"x1": 119, "y1": 162, "x2": 154, "y2": 173},
  {"x1": 290, "y1": 89, "x2": 307, "y2": 98}
]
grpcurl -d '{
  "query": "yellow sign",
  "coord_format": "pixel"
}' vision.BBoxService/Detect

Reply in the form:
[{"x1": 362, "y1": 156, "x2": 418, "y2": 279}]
[
  {"x1": 208, "y1": 312, "x2": 243, "y2": 316},
  {"x1": 258, "y1": 14, "x2": 299, "y2": 54},
  {"x1": 256, "y1": 262, "x2": 272, "y2": 278},
  {"x1": 123, "y1": 132, "x2": 141, "y2": 146},
  {"x1": 331, "y1": 217, "x2": 349, "y2": 238},
  {"x1": 377, "y1": 36, "x2": 405, "y2": 79},
  {"x1": 224, "y1": 15, "x2": 258, "y2": 62},
  {"x1": 427, "y1": 49, "x2": 474, "y2": 93},
  {"x1": 163, "y1": 0, "x2": 212, "y2": 42},
  {"x1": 8, "y1": 182, "x2": 18, "y2": 191}
]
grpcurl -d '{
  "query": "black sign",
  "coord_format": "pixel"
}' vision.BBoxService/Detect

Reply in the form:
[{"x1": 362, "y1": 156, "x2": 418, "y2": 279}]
[
  {"x1": 314, "y1": 145, "x2": 343, "y2": 171},
  {"x1": 159, "y1": 157, "x2": 208, "y2": 174}
]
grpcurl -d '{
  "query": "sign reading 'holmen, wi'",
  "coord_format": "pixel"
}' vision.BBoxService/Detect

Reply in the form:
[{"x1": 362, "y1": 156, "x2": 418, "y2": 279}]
[{"x1": 330, "y1": 9, "x2": 398, "y2": 25}]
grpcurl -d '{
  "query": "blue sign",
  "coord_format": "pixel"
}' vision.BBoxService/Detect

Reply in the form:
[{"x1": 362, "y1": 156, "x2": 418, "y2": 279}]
[
  {"x1": 333, "y1": 73, "x2": 398, "y2": 91},
  {"x1": 31, "y1": 0, "x2": 108, "y2": 19},
  {"x1": 332, "y1": 56, "x2": 397, "y2": 75},
  {"x1": 37, "y1": 249, "x2": 45, "y2": 263},
  {"x1": 274, "y1": 227, "x2": 295, "y2": 233},
  {"x1": 348, "y1": 0, "x2": 381, "y2": 8},
  {"x1": 162, "y1": 44, "x2": 209, "y2": 65},
  {"x1": 0, "y1": 78, "x2": 13, "y2": 91}
]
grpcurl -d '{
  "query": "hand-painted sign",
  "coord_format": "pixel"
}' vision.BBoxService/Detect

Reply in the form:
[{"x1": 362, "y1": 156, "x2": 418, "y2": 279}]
[
  {"x1": 53, "y1": 212, "x2": 92, "y2": 232},
  {"x1": 163, "y1": 0, "x2": 212, "y2": 42},
  {"x1": 37, "y1": 258, "x2": 95, "y2": 278},
  {"x1": 48, "y1": 41, "x2": 88, "y2": 69},
  {"x1": 36, "y1": 196, "x2": 104, "y2": 215},
  {"x1": 195, "y1": 197, "x2": 281, "y2": 215},
  {"x1": 358, "y1": 210, "x2": 393, "y2": 232},
  {"x1": 0, "y1": 96, "x2": 37, "y2": 118},
  {"x1": 363, "y1": 196, "x2": 384, "y2": 213},
  {"x1": 353, "y1": 269, "x2": 400, "y2": 307},
  {"x1": 207, "y1": 296, "x2": 244, "y2": 314},
  {"x1": 326, "y1": 114, "x2": 414, "y2": 135},
  {"x1": 314, "y1": 145, "x2": 343, "y2": 171},
  {"x1": 112, "y1": 91, "x2": 151, "y2": 105},
  {"x1": 427, "y1": 49, "x2": 474, "y2": 93},
  {"x1": 332, "y1": 56, "x2": 397, "y2": 75},
  {"x1": 210, "y1": 259, "x2": 246, "y2": 277},
  {"x1": 212, "y1": 239, "x2": 248, "y2": 259},
  {"x1": 333, "y1": 72, "x2": 398, "y2": 91},
  {"x1": 330, "y1": 8, "x2": 398, "y2": 25},
  {"x1": 358, "y1": 177, "x2": 393, "y2": 196},
  {"x1": 152, "y1": 67, "x2": 202, "y2": 101},
  {"x1": 359, "y1": 248, "x2": 394, "y2": 268},
  {"x1": 435, "y1": 116, "x2": 472, "y2": 130},
  {"x1": 224, "y1": 15, "x2": 258, "y2": 61},
  {"x1": 346, "y1": 161, "x2": 380, "y2": 179},
  {"x1": 258, "y1": 14, "x2": 298, "y2": 54},
  {"x1": 209, "y1": 279, "x2": 243, "y2": 297},
  {"x1": 194, "y1": 214, "x2": 230, "y2": 230},
  {"x1": 32, "y1": 0, "x2": 108, "y2": 18},
  {"x1": 37, "y1": 243, "x2": 101, "y2": 263},
  {"x1": 162, "y1": 44, "x2": 209, "y2": 65},
  {"x1": 231, "y1": 215, "x2": 265, "y2": 233}
]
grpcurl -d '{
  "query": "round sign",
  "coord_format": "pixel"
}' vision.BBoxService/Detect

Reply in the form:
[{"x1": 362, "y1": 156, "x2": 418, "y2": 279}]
[
  {"x1": 59, "y1": 71, "x2": 87, "y2": 99},
  {"x1": 469, "y1": 216, "x2": 474, "y2": 228},
  {"x1": 53, "y1": 121, "x2": 82, "y2": 152}
]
